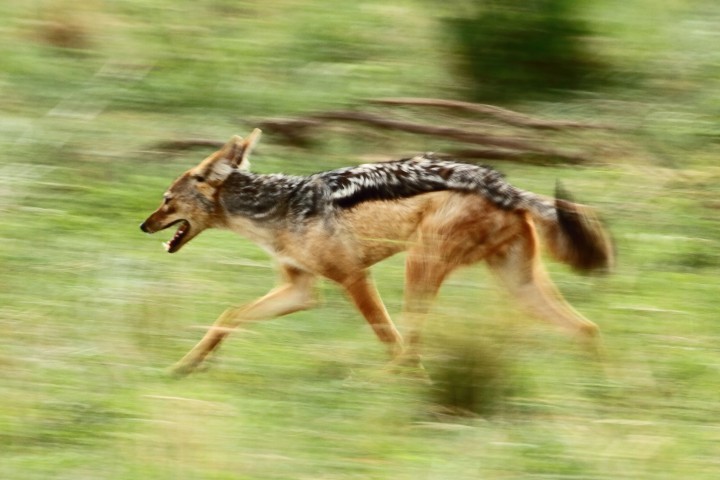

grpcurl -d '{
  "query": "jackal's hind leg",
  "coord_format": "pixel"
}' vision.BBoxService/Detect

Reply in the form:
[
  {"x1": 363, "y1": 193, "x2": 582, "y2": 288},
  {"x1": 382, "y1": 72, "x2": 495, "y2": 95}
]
[
  {"x1": 401, "y1": 252, "x2": 452, "y2": 366},
  {"x1": 486, "y1": 235, "x2": 601, "y2": 352},
  {"x1": 171, "y1": 266, "x2": 316, "y2": 376}
]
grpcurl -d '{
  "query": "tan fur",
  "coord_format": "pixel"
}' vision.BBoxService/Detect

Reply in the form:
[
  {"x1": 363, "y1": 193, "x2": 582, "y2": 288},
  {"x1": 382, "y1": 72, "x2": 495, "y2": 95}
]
[{"x1": 141, "y1": 131, "x2": 607, "y2": 376}]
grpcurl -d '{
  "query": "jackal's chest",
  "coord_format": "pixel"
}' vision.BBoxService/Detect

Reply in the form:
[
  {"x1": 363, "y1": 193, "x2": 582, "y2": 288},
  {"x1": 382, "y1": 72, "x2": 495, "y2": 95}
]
[{"x1": 223, "y1": 215, "x2": 280, "y2": 253}]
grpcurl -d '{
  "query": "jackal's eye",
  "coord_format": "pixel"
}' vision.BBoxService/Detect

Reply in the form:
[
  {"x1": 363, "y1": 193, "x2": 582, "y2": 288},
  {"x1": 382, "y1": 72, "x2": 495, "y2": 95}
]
[{"x1": 192, "y1": 174, "x2": 205, "y2": 183}]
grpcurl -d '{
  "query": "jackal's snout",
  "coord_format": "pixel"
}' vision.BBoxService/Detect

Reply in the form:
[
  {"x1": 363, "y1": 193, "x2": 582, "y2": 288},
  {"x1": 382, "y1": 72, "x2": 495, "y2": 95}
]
[
  {"x1": 140, "y1": 212, "x2": 194, "y2": 253},
  {"x1": 140, "y1": 216, "x2": 163, "y2": 234}
]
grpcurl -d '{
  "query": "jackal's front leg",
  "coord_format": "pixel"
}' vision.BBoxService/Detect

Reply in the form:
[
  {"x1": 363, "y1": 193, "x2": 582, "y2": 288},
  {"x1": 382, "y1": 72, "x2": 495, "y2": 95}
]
[
  {"x1": 341, "y1": 272, "x2": 404, "y2": 359},
  {"x1": 171, "y1": 266, "x2": 316, "y2": 376}
]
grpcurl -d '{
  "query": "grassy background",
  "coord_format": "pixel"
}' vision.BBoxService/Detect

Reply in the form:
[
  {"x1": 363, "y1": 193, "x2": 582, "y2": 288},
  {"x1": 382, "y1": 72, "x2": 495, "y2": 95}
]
[{"x1": 1, "y1": 0, "x2": 719, "y2": 478}]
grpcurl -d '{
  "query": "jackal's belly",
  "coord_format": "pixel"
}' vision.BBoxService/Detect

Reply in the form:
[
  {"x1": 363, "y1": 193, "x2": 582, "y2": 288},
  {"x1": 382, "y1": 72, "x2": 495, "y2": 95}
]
[
  {"x1": 339, "y1": 192, "x2": 448, "y2": 266},
  {"x1": 342, "y1": 191, "x2": 518, "y2": 268},
  {"x1": 273, "y1": 191, "x2": 507, "y2": 280}
]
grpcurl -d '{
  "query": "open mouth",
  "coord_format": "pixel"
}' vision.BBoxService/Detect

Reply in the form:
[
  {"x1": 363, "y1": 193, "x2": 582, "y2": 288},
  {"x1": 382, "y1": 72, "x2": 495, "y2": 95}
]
[{"x1": 163, "y1": 220, "x2": 190, "y2": 253}]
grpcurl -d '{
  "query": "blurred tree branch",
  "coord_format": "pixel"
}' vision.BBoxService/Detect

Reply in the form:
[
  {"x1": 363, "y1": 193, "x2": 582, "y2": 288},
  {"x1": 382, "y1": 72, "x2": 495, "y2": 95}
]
[
  {"x1": 154, "y1": 98, "x2": 609, "y2": 164},
  {"x1": 154, "y1": 139, "x2": 225, "y2": 151},
  {"x1": 366, "y1": 97, "x2": 616, "y2": 131}
]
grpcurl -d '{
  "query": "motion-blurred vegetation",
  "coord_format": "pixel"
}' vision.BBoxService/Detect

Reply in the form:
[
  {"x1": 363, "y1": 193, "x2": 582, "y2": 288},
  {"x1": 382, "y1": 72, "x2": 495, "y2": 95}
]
[
  {"x1": 1, "y1": 0, "x2": 719, "y2": 478},
  {"x1": 446, "y1": 0, "x2": 609, "y2": 101}
]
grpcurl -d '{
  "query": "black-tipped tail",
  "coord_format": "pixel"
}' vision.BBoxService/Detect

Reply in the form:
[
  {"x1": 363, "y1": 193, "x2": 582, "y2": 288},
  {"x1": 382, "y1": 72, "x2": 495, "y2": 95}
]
[{"x1": 552, "y1": 181, "x2": 613, "y2": 273}]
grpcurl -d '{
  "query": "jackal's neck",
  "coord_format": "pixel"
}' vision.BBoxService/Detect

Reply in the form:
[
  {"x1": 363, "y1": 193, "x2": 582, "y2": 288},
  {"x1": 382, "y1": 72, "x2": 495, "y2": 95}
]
[{"x1": 218, "y1": 170, "x2": 307, "y2": 223}]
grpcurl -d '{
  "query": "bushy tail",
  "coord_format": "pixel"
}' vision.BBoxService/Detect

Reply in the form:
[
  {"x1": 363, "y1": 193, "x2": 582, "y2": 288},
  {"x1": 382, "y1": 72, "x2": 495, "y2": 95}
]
[{"x1": 525, "y1": 183, "x2": 614, "y2": 273}]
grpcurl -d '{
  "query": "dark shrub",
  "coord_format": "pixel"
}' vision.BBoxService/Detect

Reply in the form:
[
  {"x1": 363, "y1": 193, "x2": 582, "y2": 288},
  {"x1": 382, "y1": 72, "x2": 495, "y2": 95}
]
[
  {"x1": 446, "y1": 0, "x2": 607, "y2": 102},
  {"x1": 430, "y1": 338, "x2": 515, "y2": 416}
]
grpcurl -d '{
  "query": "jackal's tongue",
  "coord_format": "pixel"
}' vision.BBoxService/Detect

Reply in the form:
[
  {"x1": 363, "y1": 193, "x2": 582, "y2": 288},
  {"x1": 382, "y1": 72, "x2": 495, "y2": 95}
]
[{"x1": 164, "y1": 221, "x2": 188, "y2": 252}]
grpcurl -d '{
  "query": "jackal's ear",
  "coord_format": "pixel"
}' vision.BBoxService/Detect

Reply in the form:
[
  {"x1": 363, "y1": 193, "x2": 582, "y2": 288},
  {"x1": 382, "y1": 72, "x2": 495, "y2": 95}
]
[{"x1": 226, "y1": 128, "x2": 262, "y2": 170}]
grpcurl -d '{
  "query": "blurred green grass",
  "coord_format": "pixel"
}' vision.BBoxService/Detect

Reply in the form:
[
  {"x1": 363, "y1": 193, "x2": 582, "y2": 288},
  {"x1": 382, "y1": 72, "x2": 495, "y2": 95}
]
[{"x1": 1, "y1": 0, "x2": 720, "y2": 478}]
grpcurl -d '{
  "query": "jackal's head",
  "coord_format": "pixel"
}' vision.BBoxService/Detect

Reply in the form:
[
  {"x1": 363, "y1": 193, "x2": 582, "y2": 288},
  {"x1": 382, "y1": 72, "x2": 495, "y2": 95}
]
[{"x1": 140, "y1": 129, "x2": 261, "y2": 253}]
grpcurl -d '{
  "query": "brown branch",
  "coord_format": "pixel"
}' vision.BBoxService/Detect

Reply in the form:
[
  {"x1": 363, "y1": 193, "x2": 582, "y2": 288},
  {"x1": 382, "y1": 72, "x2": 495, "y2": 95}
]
[
  {"x1": 443, "y1": 148, "x2": 587, "y2": 164},
  {"x1": 255, "y1": 118, "x2": 322, "y2": 147},
  {"x1": 154, "y1": 139, "x2": 224, "y2": 151},
  {"x1": 260, "y1": 110, "x2": 589, "y2": 163},
  {"x1": 367, "y1": 97, "x2": 615, "y2": 131},
  {"x1": 308, "y1": 110, "x2": 538, "y2": 150},
  {"x1": 152, "y1": 104, "x2": 598, "y2": 164}
]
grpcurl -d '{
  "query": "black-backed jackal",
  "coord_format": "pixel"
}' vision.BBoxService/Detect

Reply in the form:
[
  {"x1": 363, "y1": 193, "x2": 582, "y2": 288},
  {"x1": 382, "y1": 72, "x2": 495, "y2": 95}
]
[{"x1": 140, "y1": 129, "x2": 613, "y2": 376}]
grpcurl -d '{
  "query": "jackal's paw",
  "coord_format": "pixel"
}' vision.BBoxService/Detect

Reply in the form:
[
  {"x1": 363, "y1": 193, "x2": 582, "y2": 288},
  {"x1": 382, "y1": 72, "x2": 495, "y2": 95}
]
[
  {"x1": 168, "y1": 362, "x2": 194, "y2": 379},
  {"x1": 390, "y1": 351, "x2": 422, "y2": 367},
  {"x1": 168, "y1": 358, "x2": 208, "y2": 378},
  {"x1": 386, "y1": 354, "x2": 432, "y2": 384}
]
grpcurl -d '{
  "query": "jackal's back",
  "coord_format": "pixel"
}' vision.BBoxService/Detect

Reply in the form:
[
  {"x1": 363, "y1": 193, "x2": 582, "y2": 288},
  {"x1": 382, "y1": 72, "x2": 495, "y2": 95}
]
[
  {"x1": 313, "y1": 154, "x2": 524, "y2": 211},
  {"x1": 219, "y1": 155, "x2": 527, "y2": 224}
]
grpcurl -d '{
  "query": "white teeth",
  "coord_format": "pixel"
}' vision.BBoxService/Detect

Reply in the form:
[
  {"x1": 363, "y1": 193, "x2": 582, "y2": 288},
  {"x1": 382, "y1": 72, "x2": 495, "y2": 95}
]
[{"x1": 161, "y1": 221, "x2": 188, "y2": 252}]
